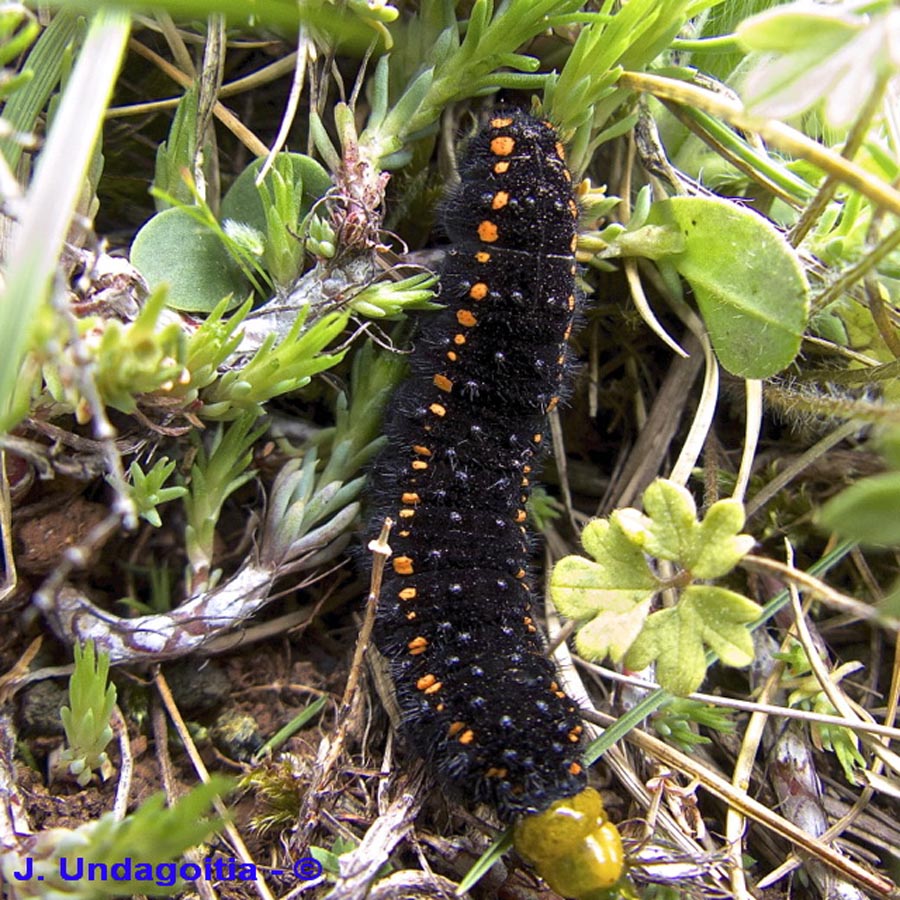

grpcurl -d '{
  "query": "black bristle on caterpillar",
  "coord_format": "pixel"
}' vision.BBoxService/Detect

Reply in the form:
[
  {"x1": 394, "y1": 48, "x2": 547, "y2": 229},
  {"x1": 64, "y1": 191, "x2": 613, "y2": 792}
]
[{"x1": 367, "y1": 110, "x2": 585, "y2": 821}]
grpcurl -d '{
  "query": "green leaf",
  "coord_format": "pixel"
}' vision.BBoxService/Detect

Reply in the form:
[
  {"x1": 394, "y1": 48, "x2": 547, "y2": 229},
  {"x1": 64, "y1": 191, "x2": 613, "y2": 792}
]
[
  {"x1": 0, "y1": 8, "x2": 78, "y2": 169},
  {"x1": 125, "y1": 458, "x2": 187, "y2": 529},
  {"x1": 737, "y1": 6, "x2": 860, "y2": 54},
  {"x1": 818, "y1": 471, "x2": 900, "y2": 547},
  {"x1": 625, "y1": 585, "x2": 761, "y2": 695},
  {"x1": 570, "y1": 599, "x2": 654, "y2": 665},
  {"x1": 692, "y1": 498, "x2": 756, "y2": 579},
  {"x1": 644, "y1": 197, "x2": 809, "y2": 378},
  {"x1": 551, "y1": 518, "x2": 656, "y2": 662},
  {"x1": 736, "y1": 4, "x2": 885, "y2": 127},
  {"x1": 130, "y1": 207, "x2": 250, "y2": 312},
  {"x1": 685, "y1": 585, "x2": 760, "y2": 667},
  {"x1": 0, "y1": 5, "x2": 40, "y2": 70},
  {"x1": 220, "y1": 152, "x2": 332, "y2": 236},
  {"x1": 58, "y1": 640, "x2": 117, "y2": 784},
  {"x1": 613, "y1": 481, "x2": 753, "y2": 577},
  {"x1": 552, "y1": 480, "x2": 756, "y2": 671},
  {"x1": 625, "y1": 604, "x2": 707, "y2": 697},
  {"x1": 154, "y1": 86, "x2": 200, "y2": 210},
  {"x1": 615, "y1": 479, "x2": 700, "y2": 564}
]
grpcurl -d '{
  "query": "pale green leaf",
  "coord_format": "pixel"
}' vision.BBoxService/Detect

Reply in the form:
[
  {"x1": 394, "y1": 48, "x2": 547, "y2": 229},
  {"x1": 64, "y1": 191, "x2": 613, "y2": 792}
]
[
  {"x1": 624, "y1": 584, "x2": 761, "y2": 695},
  {"x1": 577, "y1": 518, "x2": 657, "y2": 586},
  {"x1": 629, "y1": 478, "x2": 700, "y2": 564},
  {"x1": 691, "y1": 498, "x2": 755, "y2": 579},
  {"x1": 685, "y1": 585, "x2": 761, "y2": 667},
  {"x1": 551, "y1": 517, "x2": 656, "y2": 662},
  {"x1": 572, "y1": 594, "x2": 653, "y2": 663},
  {"x1": 735, "y1": 4, "x2": 889, "y2": 127},
  {"x1": 625, "y1": 605, "x2": 709, "y2": 697},
  {"x1": 736, "y1": 6, "x2": 860, "y2": 54},
  {"x1": 550, "y1": 554, "x2": 654, "y2": 622}
]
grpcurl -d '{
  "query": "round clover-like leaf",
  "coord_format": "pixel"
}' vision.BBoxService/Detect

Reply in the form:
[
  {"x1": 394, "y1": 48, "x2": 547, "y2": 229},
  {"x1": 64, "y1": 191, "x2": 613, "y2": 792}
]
[
  {"x1": 131, "y1": 207, "x2": 250, "y2": 312},
  {"x1": 645, "y1": 197, "x2": 809, "y2": 378},
  {"x1": 220, "y1": 152, "x2": 331, "y2": 235}
]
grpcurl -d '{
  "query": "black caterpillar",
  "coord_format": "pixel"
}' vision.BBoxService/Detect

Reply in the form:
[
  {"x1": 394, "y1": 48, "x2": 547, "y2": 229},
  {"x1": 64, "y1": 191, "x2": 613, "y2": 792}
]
[{"x1": 368, "y1": 110, "x2": 586, "y2": 820}]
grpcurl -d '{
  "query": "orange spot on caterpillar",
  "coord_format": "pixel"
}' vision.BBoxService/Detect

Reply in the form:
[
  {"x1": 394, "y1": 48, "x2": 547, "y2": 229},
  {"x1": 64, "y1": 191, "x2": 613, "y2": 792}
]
[
  {"x1": 433, "y1": 374, "x2": 453, "y2": 392},
  {"x1": 477, "y1": 221, "x2": 499, "y2": 243},
  {"x1": 408, "y1": 636, "x2": 428, "y2": 655},
  {"x1": 393, "y1": 556, "x2": 414, "y2": 575},
  {"x1": 569, "y1": 761, "x2": 583, "y2": 776},
  {"x1": 493, "y1": 160, "x2": 510, "y2": 174},
  {"x1": 570, "y1": 233, "x2": 578, "y2": 252},
  {"x1": 447, "y1": 721, "x2": 466, "y2": 738},
  {"x1": 469, "y1": 282, "x2": 488, "y2": 301},
  {"x1": 491, "y1": 191, "x2": 509, "y2": 210},
  {"x1": 568, "y1": 725, "x2": 583, "y2": 743},
  {"x1": 446, "y1": 351, "x2": 458, "y2": 362},
  {"x1": 401, "y1": 492, "x2": 420, "y2": 504},
  {"x1": 429, "y1": 403, "x2": 447, "y2": 417},
  {"x1": 555, "y1": 141, "x2": 566, "y2": 160},
  {"x1": 515, "y1": 509, "x2": 527, "y2": 523},
  {"x1": 533, "y1": 433, "x2": 542, "y2": 444},
  {"x1": 459, "y1": 729, "x2": 475, "y2": 745},
  {"x1": 475, "y1": 251, "x2": 491, "y2": 263},
  {"x1": 399, "y1": 509, "x2": 415, "y2": 518},
  {"x1": 454, "y1": 333, "x2": 466, "y2": 345},
  {"x1": 398, "y1": 587, "x2": 417, "y2": 600},
  {"x1": 485, "y1": 766, "x2": 508, "y2": 778},
  {"x1": 406, "y1": 611, "x2": 416, "y2": 620},
  {"x1": 417, "y1": 674, "x2": 437, "y2": 690},
  {"x1": 547, "y1": 396, "x2": 559, "y2": 412},
  {"x1": 568, "y1": 198, "x2": 578, "y2": 218},
  {"x1": 411, "y1": 460, "x2": 428, "y2": 470},
  {"x1": 412, "y1": 444, "x2": 432, "y2": 456},
  {"x1": 456, "y1": 309, "x2": 477, "y2": 327},
  {"x1": 490, "y1": 116, "x2": 514, "y2": 128},
  {"x1": 491, "y1": 136, "x2": 515, "y2": 156},
  {"x1": 399, "y1": 529, "x2": 410, "y2": 537}
]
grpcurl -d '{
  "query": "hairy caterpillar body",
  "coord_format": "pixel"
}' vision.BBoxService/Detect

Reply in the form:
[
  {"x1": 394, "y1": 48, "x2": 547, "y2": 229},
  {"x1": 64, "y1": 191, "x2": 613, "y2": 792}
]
[{"x1": 368, "y1": 110, "x2": 586, "y2": 819}]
